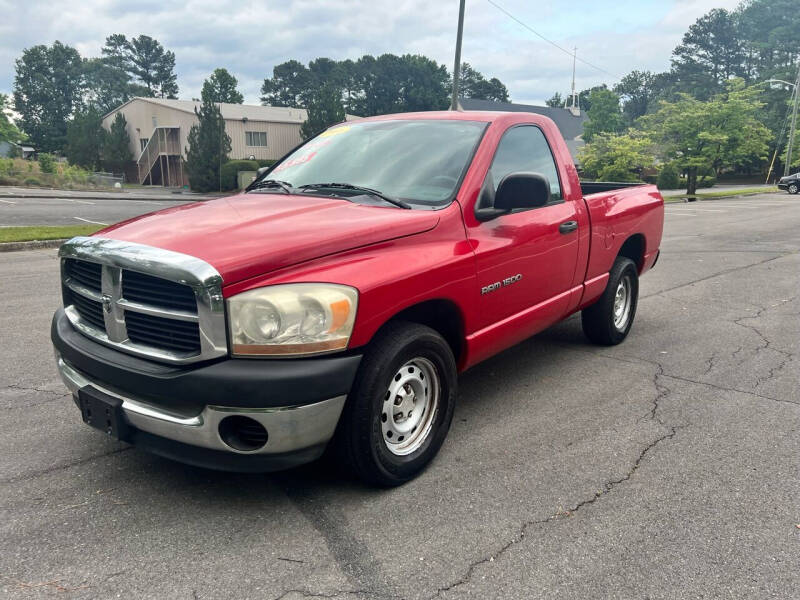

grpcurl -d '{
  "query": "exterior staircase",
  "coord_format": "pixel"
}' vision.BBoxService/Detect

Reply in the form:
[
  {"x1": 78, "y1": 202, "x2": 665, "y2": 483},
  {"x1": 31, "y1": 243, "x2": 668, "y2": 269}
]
[{"x1": 137, "y1": 127, "x2": 183, "y2": 186}]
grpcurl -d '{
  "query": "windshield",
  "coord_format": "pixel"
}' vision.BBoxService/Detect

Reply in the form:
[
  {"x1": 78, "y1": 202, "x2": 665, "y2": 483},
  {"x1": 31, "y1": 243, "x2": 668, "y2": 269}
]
[{"x1": 258, "y1": 119, "x2": 487, "y2": 207}]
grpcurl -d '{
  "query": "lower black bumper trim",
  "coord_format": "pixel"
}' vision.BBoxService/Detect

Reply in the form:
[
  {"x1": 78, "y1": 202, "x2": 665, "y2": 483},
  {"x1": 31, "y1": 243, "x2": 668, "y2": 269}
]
[{"x1": 52, "y1": 308, "x2": 362, "y2": 411}]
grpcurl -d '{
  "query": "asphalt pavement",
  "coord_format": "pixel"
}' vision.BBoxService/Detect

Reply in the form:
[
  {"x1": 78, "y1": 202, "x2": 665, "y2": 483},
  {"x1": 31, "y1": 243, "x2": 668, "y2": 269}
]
[
  {"x1": 0, "y1": 188, "x2": 200, "y2": 227},
  {"x1": 1, "y1": 193, "x2": 798, "y2": 599}
]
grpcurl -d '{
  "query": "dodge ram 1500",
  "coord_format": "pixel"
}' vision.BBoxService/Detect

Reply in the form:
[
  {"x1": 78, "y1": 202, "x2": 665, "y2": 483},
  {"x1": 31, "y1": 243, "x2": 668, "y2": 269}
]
[{"x1": 52, "y1": 110, "x2": 664, "y2": 485}]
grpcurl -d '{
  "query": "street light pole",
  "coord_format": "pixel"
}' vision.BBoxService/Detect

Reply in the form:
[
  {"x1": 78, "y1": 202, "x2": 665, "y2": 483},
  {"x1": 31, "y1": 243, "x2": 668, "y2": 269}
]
[
  {"x1": 784, "y1": 66, "x2": 800, "y2": 176},
  {"x1": 450, "y1": 0, "x2": 466, "y2": 111}
]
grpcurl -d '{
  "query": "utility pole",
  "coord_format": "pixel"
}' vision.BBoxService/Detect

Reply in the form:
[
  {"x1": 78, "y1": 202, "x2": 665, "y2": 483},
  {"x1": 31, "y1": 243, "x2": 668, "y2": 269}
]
[
  {"x1": 450, "y1": 0, "x2": 466, "y2": 111},
  {"x1": 570, "y1": 47, "x2": 577, "y2": 110},
  {"x1": 785, "y1": 60, "x2": 800, "y2": 176}
]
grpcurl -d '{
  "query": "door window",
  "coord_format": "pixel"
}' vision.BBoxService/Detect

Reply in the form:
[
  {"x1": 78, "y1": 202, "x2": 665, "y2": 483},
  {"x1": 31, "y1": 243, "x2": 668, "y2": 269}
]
[{"x1": 489, "y1": 126, "x2": 562, "y2": 201}]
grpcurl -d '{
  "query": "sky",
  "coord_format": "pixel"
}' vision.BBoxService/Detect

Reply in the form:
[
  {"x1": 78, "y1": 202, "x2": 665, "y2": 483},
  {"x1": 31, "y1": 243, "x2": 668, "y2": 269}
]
[{"x1": 0, "y1": 0, "x2": 742, "y2": 107}]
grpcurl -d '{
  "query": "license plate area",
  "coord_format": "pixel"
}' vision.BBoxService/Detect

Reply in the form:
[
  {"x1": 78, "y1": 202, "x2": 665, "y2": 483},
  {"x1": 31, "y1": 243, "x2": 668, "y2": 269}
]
[{"x1": 78, "y1": 387, "x2": 131, "y2": 442}]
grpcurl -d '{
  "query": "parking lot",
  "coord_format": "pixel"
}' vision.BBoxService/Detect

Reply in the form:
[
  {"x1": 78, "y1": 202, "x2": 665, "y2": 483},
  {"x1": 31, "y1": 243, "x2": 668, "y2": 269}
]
[
  {"x1": 0, "y1": 190, "x2": 195, "y2": 227},
  {"x1": 1, "y1": 193, "x2": 798, "y2": 599}
]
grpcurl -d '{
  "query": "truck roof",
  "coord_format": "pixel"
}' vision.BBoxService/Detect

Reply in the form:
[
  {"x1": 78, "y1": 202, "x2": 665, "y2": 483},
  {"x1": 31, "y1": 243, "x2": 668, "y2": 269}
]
[{"x1": 351, "y1": 110, "x2": 557, "y2": 128}]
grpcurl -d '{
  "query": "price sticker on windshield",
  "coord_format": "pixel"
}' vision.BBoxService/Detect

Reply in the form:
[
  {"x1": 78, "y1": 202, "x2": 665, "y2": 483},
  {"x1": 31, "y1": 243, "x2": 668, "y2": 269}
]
[{"x1": 320, "y1": 126, "x2": 350, "y2": 138}]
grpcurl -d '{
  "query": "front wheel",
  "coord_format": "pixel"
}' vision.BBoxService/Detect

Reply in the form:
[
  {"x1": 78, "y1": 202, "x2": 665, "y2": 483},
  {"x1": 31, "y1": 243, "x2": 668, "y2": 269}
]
[
  {"x1": 333, "y1": 321, "x2": 457, "y2": 486},
  {"x1": 789, "y1": 183, "x2": 798, "y2": 195},
  {"x1": 581, "y1": 257, "x2": 639, "y2": 345}
]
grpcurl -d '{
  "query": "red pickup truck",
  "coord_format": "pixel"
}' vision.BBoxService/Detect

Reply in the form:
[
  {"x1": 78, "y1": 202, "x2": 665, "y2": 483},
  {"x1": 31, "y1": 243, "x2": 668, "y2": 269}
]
[{"x1": 52, "y1": 110, "x2": 663, "y2": 485}]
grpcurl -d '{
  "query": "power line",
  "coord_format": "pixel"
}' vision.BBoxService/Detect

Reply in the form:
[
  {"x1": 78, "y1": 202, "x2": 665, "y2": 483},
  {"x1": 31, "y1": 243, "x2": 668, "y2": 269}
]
[{"x1": 485, "y1": 0, "x2": 617, "y2": 78}]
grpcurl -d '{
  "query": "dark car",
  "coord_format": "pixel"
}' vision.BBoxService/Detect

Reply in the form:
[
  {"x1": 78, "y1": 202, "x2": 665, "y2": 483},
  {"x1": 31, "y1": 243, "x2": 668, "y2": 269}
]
[{"x1": 778, "y1": 172, "x2": 800, "y2": 194}]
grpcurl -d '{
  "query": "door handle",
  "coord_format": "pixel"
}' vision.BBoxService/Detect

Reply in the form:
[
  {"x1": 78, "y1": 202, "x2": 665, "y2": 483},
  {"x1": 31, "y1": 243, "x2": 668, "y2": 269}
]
[{"x1": 559, "y1": 220, "x2": 578, "y2": 234}]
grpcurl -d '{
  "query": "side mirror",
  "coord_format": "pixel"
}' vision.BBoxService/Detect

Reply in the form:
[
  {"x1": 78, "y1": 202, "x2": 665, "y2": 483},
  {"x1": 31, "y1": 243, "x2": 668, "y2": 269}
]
[
  {"x1": 256, "y1": 166, "x2": 270, "y2": 176},
  {"x1": 494, "y1": 172, "x2": 551, "y2": 211}
]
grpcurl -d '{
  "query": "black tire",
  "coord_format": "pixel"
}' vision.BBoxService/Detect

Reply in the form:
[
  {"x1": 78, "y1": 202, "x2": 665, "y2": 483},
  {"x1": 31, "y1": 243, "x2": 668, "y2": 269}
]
[
  {"x1": 581, "y1": 257, "x2": 639, "y2": 345},
  {"x1": 333, "y1": 321, "x2": 457, "y2": 486},
  {"x1": 789, "y1": 183, "x2": 799, "y2": 195}
]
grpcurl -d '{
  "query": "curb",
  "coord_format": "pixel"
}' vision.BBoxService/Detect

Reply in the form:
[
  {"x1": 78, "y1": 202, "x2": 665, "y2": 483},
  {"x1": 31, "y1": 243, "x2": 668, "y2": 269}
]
[
  {"x1": 663, "y1": 191, "x2": 781, "y2": 202},
  {"x1": 0, "y1": 239, "x2": 66, "y2": 253},
  {"x1": 0, "y1": 192, "x2": 204, "y2": 202}
]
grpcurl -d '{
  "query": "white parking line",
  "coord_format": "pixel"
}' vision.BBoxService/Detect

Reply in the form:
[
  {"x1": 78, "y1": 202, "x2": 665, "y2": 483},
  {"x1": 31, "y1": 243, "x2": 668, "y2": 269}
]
[
  {"x1": 73, "y1": 217, "x2": 109, "y2": 226},
  {"x1": 62, "y1": 198, "x2": 95, "y2": 205},
  {"x1": 0, "y1": 199, "x2": 17, "y2": 204},
  {"x1": 666, "y1": 208, "x2": 727, "y2": 213},
  {"x1": 704, "y1": 203, "x2": 790, "y2": 208}
]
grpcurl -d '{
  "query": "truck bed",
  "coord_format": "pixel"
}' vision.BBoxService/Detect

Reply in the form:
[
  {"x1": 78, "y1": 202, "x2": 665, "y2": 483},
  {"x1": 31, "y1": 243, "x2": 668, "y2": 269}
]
[{"x1": 580, "y1": 181, "x2": 648, "y2": 196}]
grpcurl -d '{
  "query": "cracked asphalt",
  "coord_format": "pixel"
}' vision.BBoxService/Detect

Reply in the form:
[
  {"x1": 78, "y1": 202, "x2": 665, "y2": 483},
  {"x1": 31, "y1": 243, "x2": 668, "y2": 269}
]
[{"x1": 1, "y1": 192, "x2": 798, "y2": 599}]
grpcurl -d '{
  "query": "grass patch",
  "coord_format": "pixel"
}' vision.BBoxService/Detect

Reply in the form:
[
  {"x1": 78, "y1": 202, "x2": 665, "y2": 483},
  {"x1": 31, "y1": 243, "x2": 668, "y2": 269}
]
[
  {"x1": 662, "y1": 186, "x2": 779, "y2": 199},
  {"x1": 0, "y1": 225, "x2": 103, "y2": 243}
]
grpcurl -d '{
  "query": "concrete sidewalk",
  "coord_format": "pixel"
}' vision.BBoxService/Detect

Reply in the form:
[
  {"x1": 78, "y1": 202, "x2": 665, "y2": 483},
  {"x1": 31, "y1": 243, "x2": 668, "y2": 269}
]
[{"x1": 0, "y1": 185, "x2": 220, "y2": 202}]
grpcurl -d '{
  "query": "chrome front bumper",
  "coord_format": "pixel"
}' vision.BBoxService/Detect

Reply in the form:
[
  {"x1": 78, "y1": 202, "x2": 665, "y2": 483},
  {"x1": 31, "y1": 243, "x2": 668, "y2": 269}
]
[{"x1": 56, "y1": 354, "x2": 346, "y2": 456}]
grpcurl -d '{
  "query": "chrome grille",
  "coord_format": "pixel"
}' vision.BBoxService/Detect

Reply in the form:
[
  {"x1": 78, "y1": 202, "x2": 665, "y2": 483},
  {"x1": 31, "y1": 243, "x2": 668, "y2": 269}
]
[
  {"x1": 122, "y1": 270, "x2": 198, "y2": 312},
  {"x1": 68, "y1": 289, "x2": 105, "y2": 330},
  {"x1": 125, "y1": 310, "x2": 201, "y2": 353},
  {"x1": 59, "y1": 237, "x2": 227, "y2": 365},
  {"x1": 64, "y1": 259, "x2": 102, "y2": 292}
]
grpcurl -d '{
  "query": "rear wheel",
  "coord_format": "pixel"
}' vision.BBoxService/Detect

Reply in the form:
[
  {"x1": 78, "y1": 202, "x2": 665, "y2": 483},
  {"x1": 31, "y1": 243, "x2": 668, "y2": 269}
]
[
  {"x1": 789, "y1": 183, "x2": 798, "y2": 195},
  {"x1": 334, "y1": 321, "x2": 457, "y2": 486},
  {"x1": 581, "y1": 257, "x2": 639, "y2": 345}
]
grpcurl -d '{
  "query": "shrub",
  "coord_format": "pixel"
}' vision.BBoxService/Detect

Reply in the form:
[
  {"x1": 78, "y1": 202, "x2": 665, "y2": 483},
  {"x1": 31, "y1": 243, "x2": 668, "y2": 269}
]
[
  {"x1": 220, "y1": 159, "x2": 259, "y2": 190},
  {"x1": 656, "y1": 163, "x2": 680, "y2": 190},
  {"x1": 256, "y1": 159, "x2": 276, "y2": 169},
  {"x1": 23, "y1": 176, "x2": 42, "y2": 186},
  {"x1": 38, "y1": 153, "x2": 56, "y2": 174}
]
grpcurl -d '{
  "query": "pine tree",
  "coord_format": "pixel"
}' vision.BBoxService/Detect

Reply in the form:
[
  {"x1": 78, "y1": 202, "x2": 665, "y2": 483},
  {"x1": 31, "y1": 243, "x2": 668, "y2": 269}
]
[
  {"x1": 65, "y1": 107, "x2": 105, "y2": 169},
  {"x1": 102, "y1": 113, "x2": 133, "y2": 174},
  {"x1": 185, "y1": 100, "x2": 231, "y2": 192},
  {"x1": 300, "y1": 84, "x2": 345, "y2": 139}
]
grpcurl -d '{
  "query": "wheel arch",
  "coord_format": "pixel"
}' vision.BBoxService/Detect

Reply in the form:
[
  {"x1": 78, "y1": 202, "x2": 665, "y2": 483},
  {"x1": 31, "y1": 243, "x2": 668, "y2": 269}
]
[
  {"x1": 375, "y1": 299, "x2": 466, "y2": 367},
  {"x1": 617, "y1": 233, "x2": 646, "y2": 272}
]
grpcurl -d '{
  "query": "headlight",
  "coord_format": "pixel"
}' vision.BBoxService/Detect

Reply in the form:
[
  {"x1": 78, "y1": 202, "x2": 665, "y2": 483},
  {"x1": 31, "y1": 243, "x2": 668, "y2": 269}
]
[{"x1": 227, "y1": 283, "x2": 358, "y2": 357}]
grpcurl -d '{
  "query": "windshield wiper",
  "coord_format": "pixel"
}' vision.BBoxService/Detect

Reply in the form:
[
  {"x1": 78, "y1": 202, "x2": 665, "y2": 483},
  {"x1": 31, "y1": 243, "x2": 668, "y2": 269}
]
[
  {"x1": 248, "y1": 179, "x2": 294, "y2": 194},
  {"x1": 298, "y1": 183, "x2": 411, "y2": 209}
]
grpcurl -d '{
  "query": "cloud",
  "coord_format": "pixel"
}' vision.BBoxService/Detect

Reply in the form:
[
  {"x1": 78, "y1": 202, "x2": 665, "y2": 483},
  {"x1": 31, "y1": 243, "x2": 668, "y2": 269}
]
[{"x1": 0, "y1": 0, "x2": 739, "y2": 107}]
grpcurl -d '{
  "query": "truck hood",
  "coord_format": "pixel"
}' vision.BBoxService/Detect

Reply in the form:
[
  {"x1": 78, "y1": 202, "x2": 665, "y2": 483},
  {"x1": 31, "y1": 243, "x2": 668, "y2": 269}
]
[{"x1": 98, "y1": 193, "x2": 439, "y2": 284}]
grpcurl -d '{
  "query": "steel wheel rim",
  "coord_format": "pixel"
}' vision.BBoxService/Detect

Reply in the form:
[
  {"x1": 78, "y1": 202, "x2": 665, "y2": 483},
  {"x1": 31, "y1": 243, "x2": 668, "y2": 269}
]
[
  {"x1": 613, "y1": 275, "x2": 632, "y2": 330},
  {"x1": 381, "y1": 357, "x2": 440, "y2": 456}
]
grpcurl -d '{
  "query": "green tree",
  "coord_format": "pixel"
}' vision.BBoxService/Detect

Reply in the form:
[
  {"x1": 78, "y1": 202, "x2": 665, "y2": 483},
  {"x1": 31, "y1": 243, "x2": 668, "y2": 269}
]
[
  {"x1": 300, "y1": 84, "x2": 346, "y2": 139},
  {"x1": 0, "y1": 93, "x2": 25, "y2": 143},
  {"x1": 260, "y1": 60, "x2": 312, "y2": 107},
  {"x1": 185, "y1": 100, "x2": 231, "y2": 192},
  {"x1": 201, "y1": 68, "x2": 244, "y2": 104},
  {"x1": 640, "y1": 80, "x2": 771, "y2": 194},
  {"x1": 102, "y1": 34, "x2": 178, "y2": 98},
  {"x1": 577, "y1": 84, "x2": 608, "y2": 112},
  {"x1": 545, "y1": 92, "x2": 564, "y2": 107},
  {"x1": 261, "y1": 54, "x2": 453, "y2": 116},
  {"x1": 82, "y1": 57, "x2": 146, "y2": 114},
  {"x1": 458, "y1": 63, "x2": 509, "y2": 102},
  {"x1": 582, "y1": 89, "x2": 625, "y2": 142},
  {"x1": 65, "y1": 107, "x2": 104, "y2": 169},
  {"x1": 13, "y1": 41, "x2": 85, "y2": 153},
  {"x1": 578, "y1": 132, "x2": 655, "y2": 182},
  {"x1": 671, "y1": 8, "x2": 745, "y2": 99},
  {"x1": 102, "y1": 113, "x2": 133, "y2": 174},
  {"x1": 353, "y1": 54, "x2": 449, "y2": 116},
  {"x1": 614, "y1": 70, "x2": 658, "y2": 122}
]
